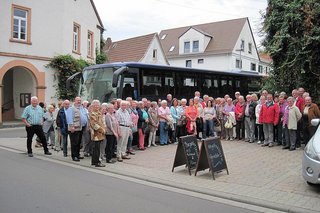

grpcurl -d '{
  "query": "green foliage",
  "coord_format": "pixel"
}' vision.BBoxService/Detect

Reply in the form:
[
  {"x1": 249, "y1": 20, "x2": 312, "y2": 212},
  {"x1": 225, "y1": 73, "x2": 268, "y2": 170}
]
[
  {"x1": 262, "y1": 0, "x2": 320, "y2": 102},
  {"x1": 47, "y1": 55, "x2": 91, "y2": 100},
  {"x1": 95, "y1": 50, "x2": 107, "y2": 64}
]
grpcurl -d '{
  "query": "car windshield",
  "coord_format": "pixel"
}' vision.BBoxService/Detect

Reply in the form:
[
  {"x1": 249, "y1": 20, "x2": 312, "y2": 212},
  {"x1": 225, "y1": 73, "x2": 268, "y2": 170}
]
[{"x1": 81, "y1": 67, "x2": 117, "y2": 103}]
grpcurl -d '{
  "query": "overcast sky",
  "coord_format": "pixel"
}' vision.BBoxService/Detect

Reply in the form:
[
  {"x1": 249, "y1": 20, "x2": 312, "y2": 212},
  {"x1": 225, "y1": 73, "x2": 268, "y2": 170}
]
[{"x1": 94, "y1": 0, "x2": 267, "y2": 47}]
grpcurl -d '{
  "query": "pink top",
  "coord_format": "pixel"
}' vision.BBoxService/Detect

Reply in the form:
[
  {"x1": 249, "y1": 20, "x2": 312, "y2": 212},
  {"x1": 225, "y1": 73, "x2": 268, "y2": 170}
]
[{"x1": 158, "y1": 106, "x2": 171, "y2": 122}]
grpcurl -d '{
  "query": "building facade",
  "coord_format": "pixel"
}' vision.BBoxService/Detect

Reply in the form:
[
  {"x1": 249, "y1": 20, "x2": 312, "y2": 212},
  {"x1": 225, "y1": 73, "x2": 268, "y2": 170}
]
[
  {"x1": 159, "y1": 18, "x2": 261, "y2": 73},
  {"x1": 0, "y1": 0, "x2": 103, "y2": 124}
]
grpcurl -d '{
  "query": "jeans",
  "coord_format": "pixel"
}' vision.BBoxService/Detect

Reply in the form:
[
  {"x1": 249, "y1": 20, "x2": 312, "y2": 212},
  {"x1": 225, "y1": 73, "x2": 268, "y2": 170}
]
[
  {"x1": 54, "y1": 127, "x2": 61, "y2": 151},
  {"x1": 244, "y1": 117, "x2": 255, "y2": 141},
  {"x1": 159, "y1": 121, "x2": 168, "y2": 145},
  {"x1": 26, "y1": 125, "x2": 49, "y2": 154},
  {"x1": 100, "y1": 139, "x2": 106, "y2": 159},
  {"x1": 203, "y1": 119, "x2": 214, "y2": 139},
  {"x1": 44, "y1": 130, "x2": 55, "y2": 146},
  {"x1": 61, "y1": 133, "x2": 68, "y2": 156},
  {"x1": 256, "y1": 124, "x2": 264, "y2": 142}
]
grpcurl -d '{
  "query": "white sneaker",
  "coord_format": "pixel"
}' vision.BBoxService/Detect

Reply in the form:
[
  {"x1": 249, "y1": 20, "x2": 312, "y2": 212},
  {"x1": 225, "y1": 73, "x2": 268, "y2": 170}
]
[
  {"x1": 147, "y1": 145, "x2": 151, "y2": 148},
  {"x1": 257, "y1": 141, "x2": 261, "y2": 144},
  {"x1": 152, "y1": 143, "x2": 157, "y2": 147}
]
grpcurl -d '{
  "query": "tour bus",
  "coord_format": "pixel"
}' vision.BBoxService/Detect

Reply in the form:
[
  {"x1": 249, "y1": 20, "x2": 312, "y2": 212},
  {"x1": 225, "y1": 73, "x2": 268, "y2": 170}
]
[{"x1": 67, "y1": 62, "x2": 263, "y2": 103}]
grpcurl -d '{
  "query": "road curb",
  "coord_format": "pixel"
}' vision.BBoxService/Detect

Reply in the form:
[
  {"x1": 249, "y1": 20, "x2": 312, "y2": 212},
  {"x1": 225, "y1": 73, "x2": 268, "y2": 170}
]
[{"x1": 1, "y1": 144, "x2": 319, "y2": 213}]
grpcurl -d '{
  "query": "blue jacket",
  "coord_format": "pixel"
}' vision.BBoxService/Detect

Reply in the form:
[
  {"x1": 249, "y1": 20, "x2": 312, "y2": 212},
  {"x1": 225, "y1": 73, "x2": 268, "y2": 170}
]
[{"x1": 56, "y1": 108, "x2": 68, "y2": 135}]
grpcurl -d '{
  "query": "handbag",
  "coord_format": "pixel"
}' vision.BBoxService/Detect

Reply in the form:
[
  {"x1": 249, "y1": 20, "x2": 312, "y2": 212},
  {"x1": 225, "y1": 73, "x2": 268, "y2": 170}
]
[
  {"x1": 214, "y1": 119, "x2": 221, "y2": 132},
  {"x1": 224, "y1": 118, "x2": 233, "y2": 129},
  {"x1": 177, "y1": 115, "x2": 187, "y2": 126}
]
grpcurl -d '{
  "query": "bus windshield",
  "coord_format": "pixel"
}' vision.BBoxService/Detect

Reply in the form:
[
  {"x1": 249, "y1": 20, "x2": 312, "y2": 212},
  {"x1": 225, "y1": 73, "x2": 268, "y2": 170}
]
[{"x1": 81, "y1": 67, "x2": 117, "y2": 103}]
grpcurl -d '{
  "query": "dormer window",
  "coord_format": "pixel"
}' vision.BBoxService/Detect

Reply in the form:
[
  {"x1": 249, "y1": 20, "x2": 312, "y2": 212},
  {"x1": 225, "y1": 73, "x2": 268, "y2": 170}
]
[
  {"x1": 169, "y1": 45, "x2": 175, "y2": 52},
  {"x1": 192, "y1": 40, "x2": 199, "y2": 52},
  {"x1": 184, "y1": 41, "x2": 190, "y2": 53},
  {"x1": 161, "y1": 34, "x2": 167, "y2": 40}
]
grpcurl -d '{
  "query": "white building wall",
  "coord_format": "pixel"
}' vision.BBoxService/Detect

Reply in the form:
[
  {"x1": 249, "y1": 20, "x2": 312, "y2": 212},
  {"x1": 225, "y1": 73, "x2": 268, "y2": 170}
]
[
  {"x1": 168, "y1": 54, "x2": 232, "y2": 71},
  {"x1": 141, "y1": 36, "x2": 169, "y2": 65},
  {"x1": 179, "y1": 28, "x2": 209, "y2": 54},
  {"x1": 0, "y1": 0, "x2": 101, "y2": 60},
  {"x1": 232, "y1": 20, "x2": 260, "y2": 72}
]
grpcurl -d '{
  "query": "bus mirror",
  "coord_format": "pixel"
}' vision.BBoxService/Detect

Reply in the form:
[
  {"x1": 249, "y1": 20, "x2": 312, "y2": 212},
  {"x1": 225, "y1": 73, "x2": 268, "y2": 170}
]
[
  {"x1": 112, "y1": 66, "x2": 128, "y2": 87},
  {"x1": 66, "y1": 72, "x2": 82, "y2": 90}
]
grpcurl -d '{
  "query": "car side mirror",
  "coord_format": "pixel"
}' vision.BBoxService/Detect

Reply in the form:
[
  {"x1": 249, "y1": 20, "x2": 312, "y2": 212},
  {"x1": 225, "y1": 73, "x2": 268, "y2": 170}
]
[{"x1": 311, "y1": 119, "x2": 320, "y2": 127}]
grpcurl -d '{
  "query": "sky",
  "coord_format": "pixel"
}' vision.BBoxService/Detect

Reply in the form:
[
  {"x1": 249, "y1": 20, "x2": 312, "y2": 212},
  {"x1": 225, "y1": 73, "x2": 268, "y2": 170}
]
[{"x1": 94, "y1": 0, "x2": 268, "y2": 48}]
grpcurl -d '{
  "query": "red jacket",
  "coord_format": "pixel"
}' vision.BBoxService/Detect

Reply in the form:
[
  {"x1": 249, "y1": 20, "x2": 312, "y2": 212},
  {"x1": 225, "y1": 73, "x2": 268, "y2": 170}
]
[
  {"x1": 295, "y1": 96, "x2": 305, "y2": 113},
  {"x1": 259, "y1": 101, "x2": 280, "y2": 125},
  {"x1": 235, "y1": 102, "x2": 245, "y2": 121}
]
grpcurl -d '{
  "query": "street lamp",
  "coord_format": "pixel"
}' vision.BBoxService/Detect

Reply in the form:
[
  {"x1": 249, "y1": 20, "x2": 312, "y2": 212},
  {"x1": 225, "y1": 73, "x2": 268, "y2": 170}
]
[{"x1": 236, "y1": 48, "x2": 244, "y2": 70}]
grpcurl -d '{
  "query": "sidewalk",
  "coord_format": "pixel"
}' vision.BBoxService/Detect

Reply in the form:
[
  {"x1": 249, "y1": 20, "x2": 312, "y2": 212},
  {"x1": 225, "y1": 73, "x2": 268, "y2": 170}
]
[{"x1": 0, "y1": 137, "x2": 319, "y2": 213}]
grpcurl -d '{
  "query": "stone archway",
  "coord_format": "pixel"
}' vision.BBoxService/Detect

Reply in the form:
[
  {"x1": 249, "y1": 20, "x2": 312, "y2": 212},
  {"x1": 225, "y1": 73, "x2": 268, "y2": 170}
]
[{"x1": 0, "y1": 60, "x2": 46, "y2": 124}]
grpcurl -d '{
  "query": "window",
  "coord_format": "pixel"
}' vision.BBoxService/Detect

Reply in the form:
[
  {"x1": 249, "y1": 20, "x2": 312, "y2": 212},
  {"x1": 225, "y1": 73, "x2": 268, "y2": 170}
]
[
  {"x1": 240, "y1": 39, "x2": 245, "y2": 51},
  {"x1": 236, "y1": 59, "x2": 242, "y2": 68},
  {"x1": 248, "y1": 42, "x2": 252, "y2": 54},
  {"x1": 73, "y1": 23, "x2": 80, "y2": 54},
  {"x1": 250, "y1": 63, "x2": 256, "y2": 71},
  {"x1": 193, "y1": 40, "x2": 199, "y2": 52},
  {"x1": 184, "y1": 41, "x2": 190, "y2": 53},
  {"x1": 153, "y1": 49, "x2": 157, "y2": 59},
  {"x1": 198, "y1": 59, "x2": 204, "y2": 64},
  {"x1": 258, "y1": 65, "x2": 263, "y2": 73},
  {"x1": 87, "y1": 31, "x2": 93, "y2": 58},
  {"x1": 161, "y1": 34, "x2": 167, "y2": 40},
  {"x1": 169, "y1": 45, "x2": 175, "y2": 52},
  {"x1": 186, "y1": 60, "x2": 192, "y2": 68},
  {"x1": 11, "y1": 5, "x2": 31, "y2": 44},
  {"x1": 141, "y1": 70, "x2": 174, "y2": 97}
]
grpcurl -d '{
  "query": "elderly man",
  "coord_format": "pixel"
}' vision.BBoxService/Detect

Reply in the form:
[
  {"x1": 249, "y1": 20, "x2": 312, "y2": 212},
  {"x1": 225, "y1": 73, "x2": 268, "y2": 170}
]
[
  {"x1": 115, "y1": 101, "x2": 133, "y2": 162},
  {"x1": 21, "y1": 96, "x2": 52, "y2": 157},
  {"x1": 166, "y1": 94, "x2": 173, "y2": 107},
  {"x1": 66, "y1": 97, "x2": 88, "y2": 161},
  {"x1": 244, "y1": 95, "x2": 256, "y2": 143},
  {"x1": 303, "y1": 96, "x2": 320, "y2": 144},
  {"x1": 56, "y1": 100, "x2": 70, "y2": 157}
]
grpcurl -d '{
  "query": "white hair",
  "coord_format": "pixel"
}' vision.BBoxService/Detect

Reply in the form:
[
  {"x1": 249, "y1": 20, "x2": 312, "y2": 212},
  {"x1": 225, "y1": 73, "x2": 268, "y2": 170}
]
[
  {"x1": 91, "y1": 99, "x2": 100, "y2": 105},
  {"x1": 161, "y1": 100, "x2": 167, "y2": 105},
  {"x1": 181, "y1": 98, "x2": 187, "y2": 103},
  {"x1": 101, "y1": 102, "x2": 108, "y2": 108},
  {"x1": 31, "y1": 96, "x2": 38, "y2": 101},
  {"x1": 120, "y1": 100, "x2": 128, "y2": 105},
  {"x1": 287, "y1": 96, "x2": 295, "y2": 102}
]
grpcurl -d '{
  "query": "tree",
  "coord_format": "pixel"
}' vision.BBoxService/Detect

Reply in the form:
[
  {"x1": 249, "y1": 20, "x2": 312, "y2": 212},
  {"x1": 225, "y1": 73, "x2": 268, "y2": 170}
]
[
  {"x1": 262, "y1": 0, "x2": 320, "y2": 103},
  {"x1": 47, "y1": 55, "x2": 91, "y2": 100}
]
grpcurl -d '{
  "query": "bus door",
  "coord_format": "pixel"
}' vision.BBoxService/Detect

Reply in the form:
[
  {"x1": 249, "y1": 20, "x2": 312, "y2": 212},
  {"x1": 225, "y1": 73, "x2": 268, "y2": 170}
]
[{"x1": 120, "y1": 68, "x2": 139, "y2": 100}]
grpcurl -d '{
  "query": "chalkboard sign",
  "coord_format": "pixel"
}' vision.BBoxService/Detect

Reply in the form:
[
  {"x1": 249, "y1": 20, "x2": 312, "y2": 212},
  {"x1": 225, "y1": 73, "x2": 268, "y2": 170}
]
[
  {"x1": 172, "y1": 135, "x2": 199, "y2": 175},
  {"x1": 195, "y1": 137, "x2": 229, "y2": 180}
]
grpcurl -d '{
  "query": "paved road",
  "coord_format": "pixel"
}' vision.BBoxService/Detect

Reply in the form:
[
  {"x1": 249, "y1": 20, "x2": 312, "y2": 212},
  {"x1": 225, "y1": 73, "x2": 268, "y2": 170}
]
[
  {"x1": 0, "y1": 148, "x2": 259, "y2": 213},
  {"x1": 0, "y1": 127, "x2": 26, "y2": 138}
]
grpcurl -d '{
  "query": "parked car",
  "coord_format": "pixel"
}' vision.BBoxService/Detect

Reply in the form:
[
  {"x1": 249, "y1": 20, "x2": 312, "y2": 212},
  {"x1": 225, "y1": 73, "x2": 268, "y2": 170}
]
[{"x1": 302, "y1": 119, "x2": 320, "y2": 185}]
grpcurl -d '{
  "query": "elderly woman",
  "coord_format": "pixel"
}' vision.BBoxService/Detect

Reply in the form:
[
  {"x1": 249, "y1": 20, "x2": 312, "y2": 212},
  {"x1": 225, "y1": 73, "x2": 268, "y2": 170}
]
[
  {"x1": 176, "y1": 98, "x2": 188, "y2": 139},
  {"x1": 43, "y1": 105, "x2": 56, "y2": 148},
  {"x1": 89, "y1": 100, "x2": 106, "y2": 167},
  {"x1": 158, "y1": 100, "x2": 171, "y2": 145},
  {"x1": 282, "y1": 97, "x2": 302, "y2": 151},
  {"x1": 127, "y1": 101, "x2": 138, "y2": 155},
  {"x1": 148, "y1": 101, "x2": 159, "y2": 147},
  {"x1": 215, "y1": 98, "x2": 225, "y2": 139},
  {"x1": 194, "y1": 97, "x2": 204, "y2": 139},
  {"x1": 170, "y1": 98, "x2": 180, "y2": 144},
  {"x1": 302, "y1": 96, "x2": 320, "y2": 144},
  {"x1": 203, "y1": 100, "x2": 216, "y2": 138},
  {"x1": 99, "y1": 103, "x2": 108, "y2": 161},
  {"x1": 137, "y1": 101, "x2": 148, "y2": 150},
  {"x1": 185, "y1": 98, "x2": 198, "y2": 135},
  {"x1": 105, "y1": 103, "x2": 119, "y2": 163},
  {"x1": 223, "y1": 98, "x2": 235, "y2": 140}
]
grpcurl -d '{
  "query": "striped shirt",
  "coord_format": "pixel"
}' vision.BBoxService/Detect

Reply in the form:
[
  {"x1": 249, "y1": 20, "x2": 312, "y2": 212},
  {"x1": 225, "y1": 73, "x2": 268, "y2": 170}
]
[
  {"x1": 21, "y1": 105, "x2": 44, "y2": 125},
  {"x1": 115, "y1": 108, "x2": 133, "y2": 127}
]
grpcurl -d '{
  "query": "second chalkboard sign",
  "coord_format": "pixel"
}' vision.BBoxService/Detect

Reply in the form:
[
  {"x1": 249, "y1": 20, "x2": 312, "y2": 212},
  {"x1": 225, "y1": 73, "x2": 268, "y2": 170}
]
[{"x1": 195, "y1": 137, "x2": 229, "y2": 180}]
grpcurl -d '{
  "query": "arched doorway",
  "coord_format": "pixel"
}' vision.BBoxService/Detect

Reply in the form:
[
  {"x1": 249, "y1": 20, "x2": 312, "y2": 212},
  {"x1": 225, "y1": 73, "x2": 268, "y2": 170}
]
[
  {"x1": 2, "y1": 67, "x2": 36, "y2": 121},
  {"x1": 0, "y1": 60, "x2": 46, "y2": 124}
]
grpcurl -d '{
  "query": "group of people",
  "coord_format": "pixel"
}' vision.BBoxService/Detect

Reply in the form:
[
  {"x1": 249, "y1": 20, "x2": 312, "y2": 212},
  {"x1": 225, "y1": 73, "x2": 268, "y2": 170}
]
[{"x1": 21, "y1": 87, "x2": 319, "y2": 167}]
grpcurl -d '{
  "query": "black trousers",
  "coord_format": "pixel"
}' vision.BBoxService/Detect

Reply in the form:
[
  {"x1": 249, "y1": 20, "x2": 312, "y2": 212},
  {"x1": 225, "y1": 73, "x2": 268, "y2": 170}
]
[
  {"x1": 26, "y1": 125, "x2": 48, "y2": 154},
  {"x1": 68, "y1": 130, "x2": 83, "y2": 159},
  {"x1": 176, "y1": 125, "x2": 187, "y2": 141},
  {"x1": 106, "y1": 135, "x2": 116, "y2": 161},
  {"x1": 296, "y1": 120, "x2": 303, "y2": 146},
  {"x1": 92, "y1": 140, "x2": 101, "y2": 165},
  {"x1": 236, "y1": 119, "x2": 245, "y2": 139}
]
